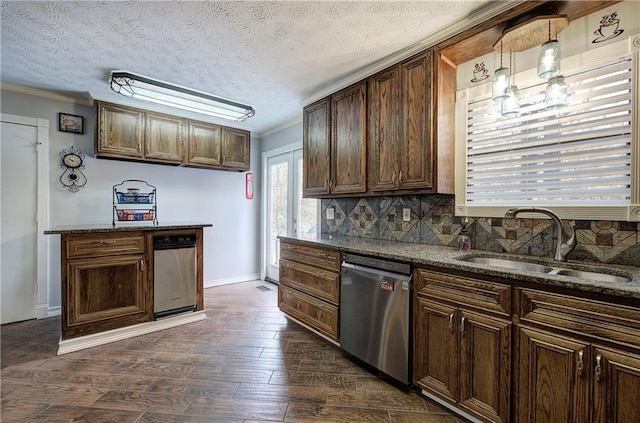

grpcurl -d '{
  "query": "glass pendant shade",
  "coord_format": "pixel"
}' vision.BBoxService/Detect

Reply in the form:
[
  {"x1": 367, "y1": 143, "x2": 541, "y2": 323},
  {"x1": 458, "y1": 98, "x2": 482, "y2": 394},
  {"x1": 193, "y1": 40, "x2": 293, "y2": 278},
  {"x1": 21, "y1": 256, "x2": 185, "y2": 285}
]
[
  {"x1": 492, "y1": 67, "x2": 510, "y2": 102},
  {"x1": 537, "y1": 40, "x2": 561, "y2": 78},
  {"x1": 501, "y1": 85, "x2": 520, "y2": 116},
  {"x1": 545, "y1": 75, "x2": 568, "y2": 109}
]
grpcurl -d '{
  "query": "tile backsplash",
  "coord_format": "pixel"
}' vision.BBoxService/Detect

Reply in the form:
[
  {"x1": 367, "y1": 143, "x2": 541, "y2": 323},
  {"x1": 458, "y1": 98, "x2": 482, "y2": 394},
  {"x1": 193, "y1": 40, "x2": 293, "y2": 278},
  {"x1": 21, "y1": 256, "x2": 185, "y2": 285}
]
[{"x1": 320, "y1": 195, "x2": 640, "y2": 267}]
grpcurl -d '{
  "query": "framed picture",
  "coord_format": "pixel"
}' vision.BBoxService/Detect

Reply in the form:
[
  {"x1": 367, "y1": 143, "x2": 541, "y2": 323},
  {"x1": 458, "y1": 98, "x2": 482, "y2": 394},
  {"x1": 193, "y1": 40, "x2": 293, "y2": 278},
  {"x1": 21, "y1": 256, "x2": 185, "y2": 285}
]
[{"x1": 58, "y1": 113, "x2": 84, "y2": 134}]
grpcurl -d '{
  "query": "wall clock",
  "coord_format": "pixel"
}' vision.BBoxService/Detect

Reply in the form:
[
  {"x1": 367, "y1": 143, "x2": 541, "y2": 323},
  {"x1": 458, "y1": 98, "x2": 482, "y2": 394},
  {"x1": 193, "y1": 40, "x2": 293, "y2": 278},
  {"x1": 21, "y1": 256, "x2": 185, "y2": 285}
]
[{"x1": 59, "y1": 146, "x2": 87, "y2": 192}]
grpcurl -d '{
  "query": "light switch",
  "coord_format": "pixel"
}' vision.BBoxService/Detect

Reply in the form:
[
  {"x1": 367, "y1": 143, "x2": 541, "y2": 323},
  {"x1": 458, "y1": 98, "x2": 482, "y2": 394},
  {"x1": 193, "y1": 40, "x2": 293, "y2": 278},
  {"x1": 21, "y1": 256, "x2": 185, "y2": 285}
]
[
  {"x1": 326, "y1": 207, "x2": 335, "y2": 220},
  {"x1": 402, "y1": 207, "x2": 411, "y2": 222}
]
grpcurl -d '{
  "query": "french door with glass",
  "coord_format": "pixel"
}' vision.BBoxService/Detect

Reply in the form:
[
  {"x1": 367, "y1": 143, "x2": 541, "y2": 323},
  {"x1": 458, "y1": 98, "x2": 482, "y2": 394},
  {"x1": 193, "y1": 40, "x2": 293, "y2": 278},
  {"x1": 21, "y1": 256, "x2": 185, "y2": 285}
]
[{"x1": 265, "y1": 148, "x2": 317, "y2": 281}]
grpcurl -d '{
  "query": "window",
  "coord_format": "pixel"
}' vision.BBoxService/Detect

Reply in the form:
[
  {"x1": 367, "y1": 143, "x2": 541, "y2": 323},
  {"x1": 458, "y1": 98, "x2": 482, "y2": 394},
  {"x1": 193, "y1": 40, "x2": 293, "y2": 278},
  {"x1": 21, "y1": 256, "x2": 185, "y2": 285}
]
[{"x1": 455, "y1": 35, "x2": 639, "y2": 221}]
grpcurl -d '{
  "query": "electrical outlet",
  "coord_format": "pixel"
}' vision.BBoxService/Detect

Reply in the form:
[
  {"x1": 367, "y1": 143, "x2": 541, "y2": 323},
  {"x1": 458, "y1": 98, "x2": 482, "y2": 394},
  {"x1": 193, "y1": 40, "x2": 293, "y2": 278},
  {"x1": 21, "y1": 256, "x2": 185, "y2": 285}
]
[
  {"x1": 326, "y1": 207, "x2": 335, "y2": 220},
  {"x1": 402, "y1": 207, "x2": 411, "y2": 222}
]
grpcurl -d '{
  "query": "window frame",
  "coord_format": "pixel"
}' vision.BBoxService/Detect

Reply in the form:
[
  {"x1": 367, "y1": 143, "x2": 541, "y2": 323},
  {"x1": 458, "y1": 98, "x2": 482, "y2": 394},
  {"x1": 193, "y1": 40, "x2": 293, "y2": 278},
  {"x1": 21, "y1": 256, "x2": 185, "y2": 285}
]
[{"x1": 455, "y1": 34, "x2": 640, "y2": 221}]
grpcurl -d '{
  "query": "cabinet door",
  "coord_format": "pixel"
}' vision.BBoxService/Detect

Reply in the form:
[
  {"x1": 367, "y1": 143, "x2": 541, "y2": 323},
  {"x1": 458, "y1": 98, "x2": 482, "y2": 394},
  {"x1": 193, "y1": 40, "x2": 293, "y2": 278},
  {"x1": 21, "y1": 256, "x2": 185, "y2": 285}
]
[
  {"x1": 330, "y1": 82, "x2": 367, "y2": 194},
  {"x1": 303, "y1": 98, "x2": 331, "y2": 196},
  {"x1": 398, "y1": 51, "x2": 433, "y2": 190},
  {"x1": 459, "y1": 310, "x2": 511, "y2": 423},
  {"x1": 64, "y1": 254, "x2": 149, "y2": 339},
  {"x1": 593, "y1": 346, "x2": 640, "y2": 423},
  {"x1": 221, "y1": 127, "x2": 250, "y2": 170},
  {"x1": 145, "y1": 112, "x2": 185, "y2": 163},
  {"x1": 96, "y1": 102, "x2": 144, "y2": 158},
  {"x1": 414, "y1": 297, "x2": 458, "y2": 403},
  {"x1": 517, "y1": 326, "x2": 590, "y2": 423},
  {"x1": 368, "y1": 67, "x2": 399, "y2": 192},
  {"x1": 278, "y1": 284, "x2": 338, "y2": 341},
  {"x1": 187, "y1": 121, "x2": 222, "y2": 167}
]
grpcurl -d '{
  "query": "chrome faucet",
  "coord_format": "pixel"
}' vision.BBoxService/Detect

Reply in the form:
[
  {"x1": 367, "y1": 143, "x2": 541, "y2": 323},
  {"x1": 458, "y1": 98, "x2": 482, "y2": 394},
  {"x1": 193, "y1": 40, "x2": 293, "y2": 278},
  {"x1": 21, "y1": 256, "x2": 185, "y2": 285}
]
[{"x1": 504, "y1": 207, "x2": 577, "y2": 262}]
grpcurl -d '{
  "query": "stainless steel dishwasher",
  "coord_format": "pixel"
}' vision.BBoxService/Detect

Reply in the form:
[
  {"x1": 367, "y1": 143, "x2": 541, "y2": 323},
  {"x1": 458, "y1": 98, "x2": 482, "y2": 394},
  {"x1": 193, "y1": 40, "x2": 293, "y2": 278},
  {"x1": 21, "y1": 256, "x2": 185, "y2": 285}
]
[
  {"x1": 153, "y1": 234, "x2": 197, "y2": 318},
  {"x1": 340, "y1": 253, "x2": 412, "y2": 385}
]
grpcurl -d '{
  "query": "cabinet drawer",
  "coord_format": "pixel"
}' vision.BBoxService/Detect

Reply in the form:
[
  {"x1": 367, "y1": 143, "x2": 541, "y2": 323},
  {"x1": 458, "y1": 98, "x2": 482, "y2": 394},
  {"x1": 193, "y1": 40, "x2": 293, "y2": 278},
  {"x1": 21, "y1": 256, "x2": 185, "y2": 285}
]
[
  {"x1": 66, "y1": 233, "x2": 145, "y2": 258},
  {"x1": 519, "y1": 288, "x2": 640, "y2": 348},
  {"x1": 416, "y1": 268, "x2": 511, "y2": 317},
  {"x1": 280, "y1": 242, "x2": 340, "y2": 271},
  {"x1": 278, "y1": 284, "x2": 338, "y2": 341},
  {"x1": 279, "y1": 259, "x2": 339, "y2": 305}
]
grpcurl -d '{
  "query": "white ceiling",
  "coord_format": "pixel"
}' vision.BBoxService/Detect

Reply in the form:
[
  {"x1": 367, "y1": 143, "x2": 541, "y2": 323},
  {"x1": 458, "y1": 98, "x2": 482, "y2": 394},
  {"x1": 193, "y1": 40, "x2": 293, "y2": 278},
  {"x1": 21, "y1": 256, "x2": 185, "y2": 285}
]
[{"x1": 1, "y1": 1, "x2": 513, "y2": 136}]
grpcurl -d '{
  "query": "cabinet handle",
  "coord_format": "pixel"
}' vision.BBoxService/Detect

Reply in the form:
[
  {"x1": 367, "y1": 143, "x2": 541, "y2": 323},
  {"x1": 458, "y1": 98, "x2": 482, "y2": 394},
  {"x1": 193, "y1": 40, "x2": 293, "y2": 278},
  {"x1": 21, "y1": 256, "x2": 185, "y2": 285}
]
[
  {"x1": 140, "y1": 258, "x2": 145, "y2": 271},
  {"x1": 595, "y1": 354, "x2": 602, "y2": 382},
  {"x1": 391, "y1": 171, "x2": 396, "y2": 183},
  {"x1": 399, "y1": 170, "x2": 404, "y2": 185},
  {"x1": 460, "y1": 316, "x2": 466, "y2": 335},
  {"x1": 100, "y1": 240, "x2": 117, "y2": 244},
  {"x1": 577, "y1": 350, "x2": 584, "y2": 377},
  {"x1": 330, "y1": 179, "x2": 336, "y2": 190},
  {"x1": 448, "y1": 313, "x2": 454, "y2": 332}
]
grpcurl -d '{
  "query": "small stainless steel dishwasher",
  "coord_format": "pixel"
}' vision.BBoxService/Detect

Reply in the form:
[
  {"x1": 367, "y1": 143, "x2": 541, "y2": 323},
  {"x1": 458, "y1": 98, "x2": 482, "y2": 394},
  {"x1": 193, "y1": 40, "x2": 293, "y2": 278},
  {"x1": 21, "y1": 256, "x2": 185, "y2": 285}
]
[
  {"x1": 340, "y1": 253, "x2": 412, "y2": 384},
  {"x1": 153, "y1": 234, "x2": 197, "y2": 318}
]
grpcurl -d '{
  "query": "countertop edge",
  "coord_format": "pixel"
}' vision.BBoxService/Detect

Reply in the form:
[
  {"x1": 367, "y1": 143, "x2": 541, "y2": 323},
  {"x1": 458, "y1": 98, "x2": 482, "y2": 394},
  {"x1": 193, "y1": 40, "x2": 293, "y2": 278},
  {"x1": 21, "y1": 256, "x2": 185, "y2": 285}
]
[
  {"x1": 45, "y1": 223, "x2": 213, "y2": 235},
  {"x1": 279, "y1": 235, "x2": 640, "y2": 300}
]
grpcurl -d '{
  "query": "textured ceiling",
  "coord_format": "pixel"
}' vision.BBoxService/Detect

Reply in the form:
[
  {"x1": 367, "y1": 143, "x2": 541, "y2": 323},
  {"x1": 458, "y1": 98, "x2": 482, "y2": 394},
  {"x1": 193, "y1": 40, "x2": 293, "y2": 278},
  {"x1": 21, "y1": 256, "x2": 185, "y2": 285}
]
[{"x1": 1, "y1": 1, "x2": 502, "y2": 135}]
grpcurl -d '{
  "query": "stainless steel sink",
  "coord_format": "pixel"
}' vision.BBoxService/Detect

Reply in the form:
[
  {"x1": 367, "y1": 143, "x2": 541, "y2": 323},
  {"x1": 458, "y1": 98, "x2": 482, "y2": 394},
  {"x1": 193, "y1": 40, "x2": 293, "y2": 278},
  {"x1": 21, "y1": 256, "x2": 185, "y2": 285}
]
[
  {"x1": 458, "y1": 256, "x2": 632, "y2": 283},
  {"x1": 548, "y1": 268, "x2": 631, "y2": 283},
  {"x1": 459, "y1": 256, "x2": 553, "y2": 273}
]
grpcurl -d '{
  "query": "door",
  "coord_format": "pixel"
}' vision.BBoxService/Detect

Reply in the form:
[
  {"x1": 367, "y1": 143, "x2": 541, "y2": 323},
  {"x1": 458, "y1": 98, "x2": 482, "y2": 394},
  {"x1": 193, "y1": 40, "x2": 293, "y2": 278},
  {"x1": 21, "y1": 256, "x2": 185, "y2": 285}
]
[
  {"x1": 302, "y1": 98, "x2": 331, "y2": 196},
  {"x1": 1, "y1": 114, "x2": 47, "y2": 323},
  {"x1": 414, "y1": 297, "x2": 459, "y2": 403},
  {"x1": 330, "y1": 82, "x2": 367, "y2": 194},
  {"x1": 516, "y1": 326, "x2": 590, "y2": 423},
  {"x1": 264, "y1": 148, "x2": 318, "y2": 281},
  {"x1": 592, "y1": 346, "x2": 640, "y2": 423},
  {"x1": 458, "y1": 310, "x2": 511, "y2": 423}
]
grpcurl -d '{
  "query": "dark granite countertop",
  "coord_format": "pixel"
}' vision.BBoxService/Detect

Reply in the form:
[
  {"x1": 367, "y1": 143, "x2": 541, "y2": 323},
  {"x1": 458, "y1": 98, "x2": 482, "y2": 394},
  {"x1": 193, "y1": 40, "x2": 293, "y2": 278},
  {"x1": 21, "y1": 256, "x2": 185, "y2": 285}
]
[
  {"x1": 280, "y1": 234, "x2": 640, "y2": 300},
  {"x1": 45, "y1": 222, "x2": 212, "y2": 235}
]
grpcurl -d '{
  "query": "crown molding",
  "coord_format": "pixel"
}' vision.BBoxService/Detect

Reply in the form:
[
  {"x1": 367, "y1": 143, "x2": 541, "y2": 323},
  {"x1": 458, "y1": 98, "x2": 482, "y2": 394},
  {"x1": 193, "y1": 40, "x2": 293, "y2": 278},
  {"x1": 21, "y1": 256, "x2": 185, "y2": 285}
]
[
  {"x1": 301, "y1": 0, "x2": 524, "y2": 107},
  {"x1": 256, "y1": 116, "x2": 302, "y2": 139},
  {"x1": 0, "y1": 82, "x2": 94, "y2": 106}
]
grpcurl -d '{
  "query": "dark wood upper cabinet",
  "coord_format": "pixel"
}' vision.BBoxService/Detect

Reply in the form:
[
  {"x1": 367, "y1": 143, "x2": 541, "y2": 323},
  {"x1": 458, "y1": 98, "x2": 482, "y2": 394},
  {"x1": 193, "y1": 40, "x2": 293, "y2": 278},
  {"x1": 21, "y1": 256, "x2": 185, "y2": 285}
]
[
  {"x1": 96, "y1": 102, "x2": 144, "y2": 159},
  {"x1": 330, "y1": 82, "x2": 367, "y2": 195},
  {"x1": 221, "y1": 127, "x2": 250, "y2": 171},
  {"x1": 186, "y1": 120, "x2": 222, "y2": 168},
  {"x1": 369, "y1": 50, "x2": 436, "y2": 193},
  {"x1": 145, "y1": 112, "x2": 185, "y2": 163},
  {"x1": 95, "y1": 101, "x2": 250, "y2": 171},
  {"x1": 303, "y1": 98, "x2": 331, "y2": 196}
]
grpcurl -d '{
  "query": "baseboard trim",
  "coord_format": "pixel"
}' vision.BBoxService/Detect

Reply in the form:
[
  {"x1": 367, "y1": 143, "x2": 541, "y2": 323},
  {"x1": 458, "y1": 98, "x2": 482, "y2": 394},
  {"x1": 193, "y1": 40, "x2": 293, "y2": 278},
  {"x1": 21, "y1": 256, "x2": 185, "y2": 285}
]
[
  {"x1": 204, "y1": 273, "x2": 260, "y2": 288},
  {"x1": 420, "y1": 390, "x2": 483, "y2": 423},
  {"x1": 57, "y1": 310, "x2": 207, "y2": 355},
  {"x1": 283, "y1": 314, "x2": 340, "y2": 347}
]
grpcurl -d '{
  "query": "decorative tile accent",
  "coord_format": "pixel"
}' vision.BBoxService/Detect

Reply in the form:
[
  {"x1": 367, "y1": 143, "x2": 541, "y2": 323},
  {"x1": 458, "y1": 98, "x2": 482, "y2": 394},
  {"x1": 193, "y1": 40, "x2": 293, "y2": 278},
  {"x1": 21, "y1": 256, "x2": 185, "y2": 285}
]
[
  {"x1": 379, "y1": 197, "x2": 419, "y2": 242},
  {"x1": 321, "y1": 196, "x2": 640, "y2": 266},
  {"x1": 347, "y1": 198, "x2": 378, "y2": 237}
]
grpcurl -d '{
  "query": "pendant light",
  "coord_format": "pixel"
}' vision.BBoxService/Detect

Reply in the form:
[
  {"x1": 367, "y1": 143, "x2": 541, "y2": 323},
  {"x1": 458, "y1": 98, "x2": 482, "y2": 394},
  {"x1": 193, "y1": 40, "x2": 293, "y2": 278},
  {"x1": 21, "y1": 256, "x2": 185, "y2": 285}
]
[
  {"x1": 544, "y1": 75, "x2": 568, "y2": 109},
  {"x1": 501, "y1": 52, "x2": 520, "y2": 117},
  {"x1": 537, "y1": 21, "x2": 561, "y2": 78},
  {"x1": 492, "y1": 41, "x2": 510, "y2": 102}
]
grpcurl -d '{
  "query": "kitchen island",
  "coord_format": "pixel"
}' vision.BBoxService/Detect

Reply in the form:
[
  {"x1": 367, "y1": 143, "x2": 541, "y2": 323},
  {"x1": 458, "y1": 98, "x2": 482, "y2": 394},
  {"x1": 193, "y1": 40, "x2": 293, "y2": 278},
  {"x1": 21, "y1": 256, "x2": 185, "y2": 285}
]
[{"x1": 45, "y1": 222, "x2": 211, "y2": 354}]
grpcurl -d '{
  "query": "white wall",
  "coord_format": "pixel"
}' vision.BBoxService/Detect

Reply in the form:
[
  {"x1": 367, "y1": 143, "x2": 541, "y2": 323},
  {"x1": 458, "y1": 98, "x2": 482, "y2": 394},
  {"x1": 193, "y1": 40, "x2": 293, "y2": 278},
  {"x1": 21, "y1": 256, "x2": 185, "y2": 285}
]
[{"x1": 1, "y1": 89, "x2": 261, "y2": 314}]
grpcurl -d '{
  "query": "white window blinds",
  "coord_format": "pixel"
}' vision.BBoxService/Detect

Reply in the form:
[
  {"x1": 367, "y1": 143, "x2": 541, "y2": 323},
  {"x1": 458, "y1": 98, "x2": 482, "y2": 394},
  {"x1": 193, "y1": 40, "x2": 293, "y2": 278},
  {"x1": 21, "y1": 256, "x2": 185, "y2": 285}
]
[{"x1": 465, "y1": 56, "x2": 633, "y2": 207}]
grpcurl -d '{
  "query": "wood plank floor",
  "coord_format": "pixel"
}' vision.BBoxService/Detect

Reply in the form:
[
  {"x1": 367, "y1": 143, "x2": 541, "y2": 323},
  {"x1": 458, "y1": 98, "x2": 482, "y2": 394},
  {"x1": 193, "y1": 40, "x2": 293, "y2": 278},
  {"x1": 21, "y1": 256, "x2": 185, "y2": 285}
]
[{"x1": 1, "y1": 280, "x2": 467, "y2": 422}]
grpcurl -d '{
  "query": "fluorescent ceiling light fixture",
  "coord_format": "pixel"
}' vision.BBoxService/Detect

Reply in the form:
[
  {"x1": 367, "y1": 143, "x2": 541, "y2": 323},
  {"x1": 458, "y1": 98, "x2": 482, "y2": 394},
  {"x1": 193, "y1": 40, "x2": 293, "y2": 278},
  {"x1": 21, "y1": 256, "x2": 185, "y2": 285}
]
[{"x1": 110, "y1": 71, "x2": 255, "y2": 121}]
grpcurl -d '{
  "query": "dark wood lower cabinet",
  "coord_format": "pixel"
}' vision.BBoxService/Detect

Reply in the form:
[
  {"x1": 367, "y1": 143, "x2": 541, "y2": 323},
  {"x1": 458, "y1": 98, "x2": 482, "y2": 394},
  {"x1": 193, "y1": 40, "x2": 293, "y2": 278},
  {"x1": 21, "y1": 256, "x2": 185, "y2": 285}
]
[
  {"x1": 518, "y1": 326, "x2": 640, "y2": 423},
  {"x1": 277, "y1": 240, "x2": 340, "y2": 342},
  {"x1": 516, "y1": 326, "x2": 590, "y2": 423},
  {"x1": 414, "y1": 297, "x2": 511, "y2": 423},
  {"x1": 64, "y1": 254, "x2": 149, "y2": 338}
]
